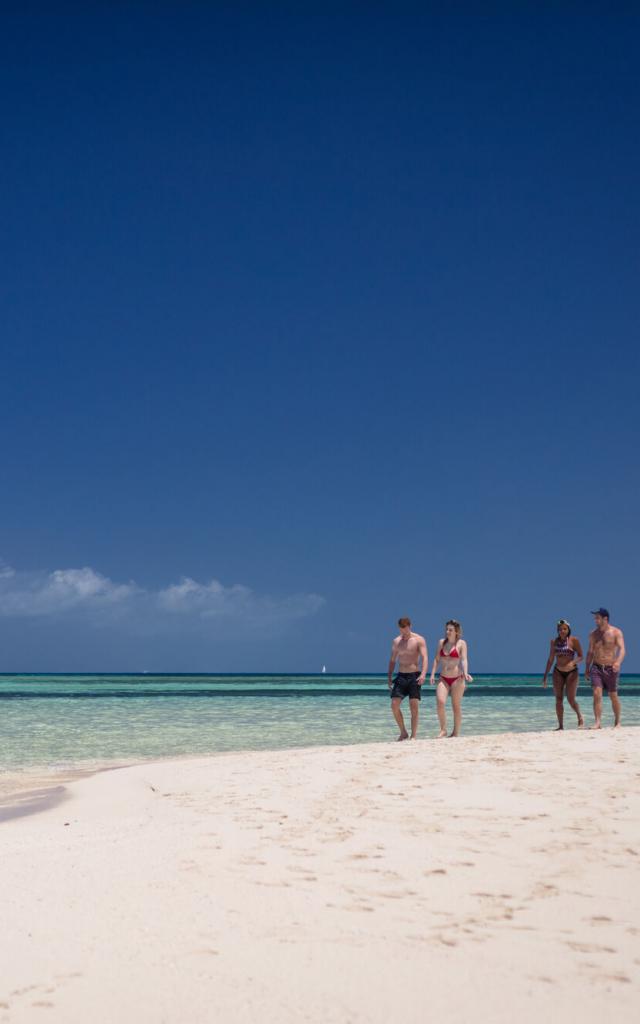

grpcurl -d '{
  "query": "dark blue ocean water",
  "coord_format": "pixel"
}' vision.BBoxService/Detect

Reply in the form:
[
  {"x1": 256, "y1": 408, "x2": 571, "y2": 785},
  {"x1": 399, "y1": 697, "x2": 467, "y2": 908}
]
[{"x1": 1, "y1": 673, "x2": 638, "y2": 771}]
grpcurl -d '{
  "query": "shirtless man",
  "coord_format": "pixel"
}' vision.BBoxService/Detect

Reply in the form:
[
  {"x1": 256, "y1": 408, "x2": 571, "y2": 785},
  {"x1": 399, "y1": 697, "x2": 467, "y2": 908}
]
[
  {"x1": 585, "y1": 608, "x2": 625, "y2": 728},
  {"x1": 387, "y1": 617, "x2": 428, "y2": 740}
]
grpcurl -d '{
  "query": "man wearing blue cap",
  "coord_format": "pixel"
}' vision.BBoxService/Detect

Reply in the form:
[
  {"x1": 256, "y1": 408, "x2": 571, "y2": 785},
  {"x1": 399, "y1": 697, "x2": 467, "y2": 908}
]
[{"x1": 585, "y1": 609, "x2": 625, "y2": 728}]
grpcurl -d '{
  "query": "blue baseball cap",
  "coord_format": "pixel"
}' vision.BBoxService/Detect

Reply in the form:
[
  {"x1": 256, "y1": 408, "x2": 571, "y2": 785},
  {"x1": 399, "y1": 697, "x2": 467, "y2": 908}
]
[{"x1": 590, "y1": 607, "x2": 610, "y2": 618}]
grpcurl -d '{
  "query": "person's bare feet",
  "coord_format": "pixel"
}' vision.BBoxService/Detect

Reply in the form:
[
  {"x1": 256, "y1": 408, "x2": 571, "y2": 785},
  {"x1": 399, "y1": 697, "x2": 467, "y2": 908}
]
[
  {"x1": 614, "y1": 721, "x2": 621, "y2": 728},
  {"x1": 590, "y1": 722, "x2": 602, "y2": 730},
  {"x1": 397, "y1": 731, "x2": 409, "y2": 741},
  {"x1": 449, "y1": 731, "x2": 459, "y2": 738},
  {"x1": 577, "y1": 717, "x2": 585, "y2": 728},
  {"x1": 436, "y1": 730, "x2": 446, "y2": 739},
  {"x1": 554, "y1": 726, "x2": 563, "y2": 731}
]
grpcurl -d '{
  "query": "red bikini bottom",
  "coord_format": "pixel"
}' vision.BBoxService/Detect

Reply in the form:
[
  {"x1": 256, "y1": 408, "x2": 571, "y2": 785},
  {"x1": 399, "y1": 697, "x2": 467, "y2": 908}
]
[{"x1": 440, "y1": 675, "x2": 462, "y2": 687}]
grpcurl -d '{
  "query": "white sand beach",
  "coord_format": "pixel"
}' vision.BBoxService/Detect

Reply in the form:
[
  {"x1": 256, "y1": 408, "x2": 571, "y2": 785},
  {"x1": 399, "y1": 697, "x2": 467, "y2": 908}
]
[{"x1": 2, "y1": 728, "x2": 639, "y2": 1023}]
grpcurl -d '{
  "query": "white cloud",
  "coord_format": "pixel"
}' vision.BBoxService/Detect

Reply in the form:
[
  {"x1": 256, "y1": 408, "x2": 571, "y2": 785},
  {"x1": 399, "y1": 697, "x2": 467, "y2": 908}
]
[
  {"x1": 157, "y1": 577, "x2": 252, "y2": 615},
  {"x1": 156, "y1": 576, "x2": 322, "y2": 624},
  {"x1": 0, "y1": 566, "x2": 136, "y2": 616},
  {"x1": 0, "y1": 563, "x2": 324, "y2": 631}
]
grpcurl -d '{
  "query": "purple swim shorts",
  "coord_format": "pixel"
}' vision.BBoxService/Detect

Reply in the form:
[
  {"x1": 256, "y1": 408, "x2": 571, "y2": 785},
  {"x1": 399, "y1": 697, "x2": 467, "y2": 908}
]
[{"x1": 590, "y1": 664, "x2": 619, "y2": 694}]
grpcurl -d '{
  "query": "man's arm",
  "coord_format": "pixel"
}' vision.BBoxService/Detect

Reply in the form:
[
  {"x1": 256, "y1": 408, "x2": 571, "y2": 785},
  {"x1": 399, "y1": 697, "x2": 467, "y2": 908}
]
[
  {"x1": 585, "y1": 632, "x2": 595, "y2": 679},
  {"x1": 614, "y1": 629, "x2": 626, "y2": 672},
  {"x1": 418, "y1": 636, "x2": 428, "y2": 684},
  {"x1": 388, "y1": 641, "x2": 398, "y2": 690}
]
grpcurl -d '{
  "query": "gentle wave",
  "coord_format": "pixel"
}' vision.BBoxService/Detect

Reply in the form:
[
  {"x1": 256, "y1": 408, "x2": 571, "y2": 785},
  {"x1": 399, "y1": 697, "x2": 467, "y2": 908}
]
[
  {"x1": 2, "y1": 673, "x2": 638, "y2": 770},
  {"x1": 2, "y1": 685, "x2": 640, "y2": 700}
]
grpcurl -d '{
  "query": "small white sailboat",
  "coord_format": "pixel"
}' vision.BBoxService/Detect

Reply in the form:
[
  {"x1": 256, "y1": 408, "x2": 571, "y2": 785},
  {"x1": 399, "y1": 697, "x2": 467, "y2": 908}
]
[{"x1": 321, "y1": 665, "x2": 326, "y2": 674}]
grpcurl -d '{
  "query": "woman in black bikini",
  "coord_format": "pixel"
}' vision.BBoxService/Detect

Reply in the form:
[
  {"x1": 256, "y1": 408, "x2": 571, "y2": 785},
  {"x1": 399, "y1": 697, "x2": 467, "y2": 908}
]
[
  {"x1": 542, "y1": 619, "x2": 584, "y2": 729},
  {"x1": 429, "y1": 620, "x2": 473, "y2": 737}
]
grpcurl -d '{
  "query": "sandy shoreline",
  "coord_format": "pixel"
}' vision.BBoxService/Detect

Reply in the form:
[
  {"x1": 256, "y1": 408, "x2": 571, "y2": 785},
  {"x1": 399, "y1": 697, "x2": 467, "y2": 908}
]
[{"x1": 3, "y1": 728, "x2": 639, "y2": 1022}]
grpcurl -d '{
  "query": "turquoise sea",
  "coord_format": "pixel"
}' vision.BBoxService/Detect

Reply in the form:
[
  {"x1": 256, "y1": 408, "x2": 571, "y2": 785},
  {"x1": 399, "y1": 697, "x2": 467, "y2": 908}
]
[{"x1": 1, "y1": 673, "x2": 639, "y2": 775}]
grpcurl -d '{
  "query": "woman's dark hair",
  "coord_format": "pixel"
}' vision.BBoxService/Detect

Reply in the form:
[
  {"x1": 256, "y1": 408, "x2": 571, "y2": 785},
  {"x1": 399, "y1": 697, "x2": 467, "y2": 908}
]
[
  {"x1": 557, "y1": 619, "x2": 572, "y2": 637},
  {"x1": 446, "y1": 619, "x2": 462, "y2": 640}
]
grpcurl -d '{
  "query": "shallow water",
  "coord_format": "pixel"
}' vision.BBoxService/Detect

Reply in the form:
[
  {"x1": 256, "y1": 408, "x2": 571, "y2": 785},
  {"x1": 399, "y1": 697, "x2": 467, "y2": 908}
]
[{"x1": 1, "y1": 673, "x2": 638, "y2": 774}]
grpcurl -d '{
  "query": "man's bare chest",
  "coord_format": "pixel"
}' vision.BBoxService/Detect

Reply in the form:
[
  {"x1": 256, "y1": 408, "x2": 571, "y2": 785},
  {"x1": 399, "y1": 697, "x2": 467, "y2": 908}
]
[
  {"x1": 398, "y1": 639, "x2": 419, "y2": 658},
  {"x1": 594, "y1": 630, "x2": 617, "y2": 656}
]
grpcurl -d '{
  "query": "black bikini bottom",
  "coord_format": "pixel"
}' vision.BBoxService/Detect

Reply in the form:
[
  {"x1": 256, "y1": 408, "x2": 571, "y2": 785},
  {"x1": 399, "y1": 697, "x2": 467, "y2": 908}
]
[{"x1": 554, "y1": 666, "x2": 578, "y2": 678}]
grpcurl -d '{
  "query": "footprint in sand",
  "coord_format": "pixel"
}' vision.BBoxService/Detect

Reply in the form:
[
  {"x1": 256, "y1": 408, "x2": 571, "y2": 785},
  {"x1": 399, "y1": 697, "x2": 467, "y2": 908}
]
[
  {"x1": 567, "y1": 940, "x2": 617, "y2": 954},
  {"x1": 530, "y1": 882, "x2": 558, "y2": 899}
]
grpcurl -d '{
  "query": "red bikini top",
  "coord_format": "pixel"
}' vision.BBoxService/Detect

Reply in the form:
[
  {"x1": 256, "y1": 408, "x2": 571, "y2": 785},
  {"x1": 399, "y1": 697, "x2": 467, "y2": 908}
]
[{"x1": 440, "y1": 644, "x2": 459, "y2": 659}]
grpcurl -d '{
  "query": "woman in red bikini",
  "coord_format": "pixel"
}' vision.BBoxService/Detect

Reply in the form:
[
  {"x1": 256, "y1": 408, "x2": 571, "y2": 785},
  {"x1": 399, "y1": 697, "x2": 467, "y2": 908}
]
[
  {"x1": 429, "y1": 620, "x2": 473, "y2": 737},
  {"x1": 542, "y1": 619, "x2": 584, "y2": 729}
]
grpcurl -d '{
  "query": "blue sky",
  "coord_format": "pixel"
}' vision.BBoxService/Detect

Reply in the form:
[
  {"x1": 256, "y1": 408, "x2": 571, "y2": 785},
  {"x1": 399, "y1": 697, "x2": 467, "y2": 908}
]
[{"x1": 1, "y1": 5, "x2": 638, "y2": 672}]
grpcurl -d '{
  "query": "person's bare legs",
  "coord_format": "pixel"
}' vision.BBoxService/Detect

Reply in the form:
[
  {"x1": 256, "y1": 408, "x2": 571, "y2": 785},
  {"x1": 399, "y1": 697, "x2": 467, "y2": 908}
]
[
  {"x1": 610, "y1": 692, "x2": 621, "y2": 727},
  {"x1": 591, "y1": 686, "x2": 603, "y2": 729},
  {"x1": 436, "y1": 681, "x2": 448, "y2": 737},
  {"x1": 409, "y1": 698, "x2": 420, "y2": 739},
  {"x1": 449, "y1": 678, "x2": 466, "y2": 736},
  {"x1": 565, "y1": 671, "x2": 583, "y2": 727},
  {"x1": 552, "y1": 671, "x2": 565, "y2": 730},
  {"x1": 391, "y1": 697, "x2": 409, "y2": 740}
]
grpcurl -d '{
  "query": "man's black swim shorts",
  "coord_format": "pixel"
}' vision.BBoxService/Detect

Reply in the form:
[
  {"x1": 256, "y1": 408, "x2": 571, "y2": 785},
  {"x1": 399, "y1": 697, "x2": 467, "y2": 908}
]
[{"x1": 390, "y1": 672, "x2": 422, "y2": 701}]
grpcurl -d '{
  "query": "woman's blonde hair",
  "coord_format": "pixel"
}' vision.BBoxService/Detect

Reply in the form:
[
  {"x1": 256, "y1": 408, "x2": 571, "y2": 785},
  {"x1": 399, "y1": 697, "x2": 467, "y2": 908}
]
[{"x1": 446, "y1": 619, "x2": 462, "y2": 640}]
